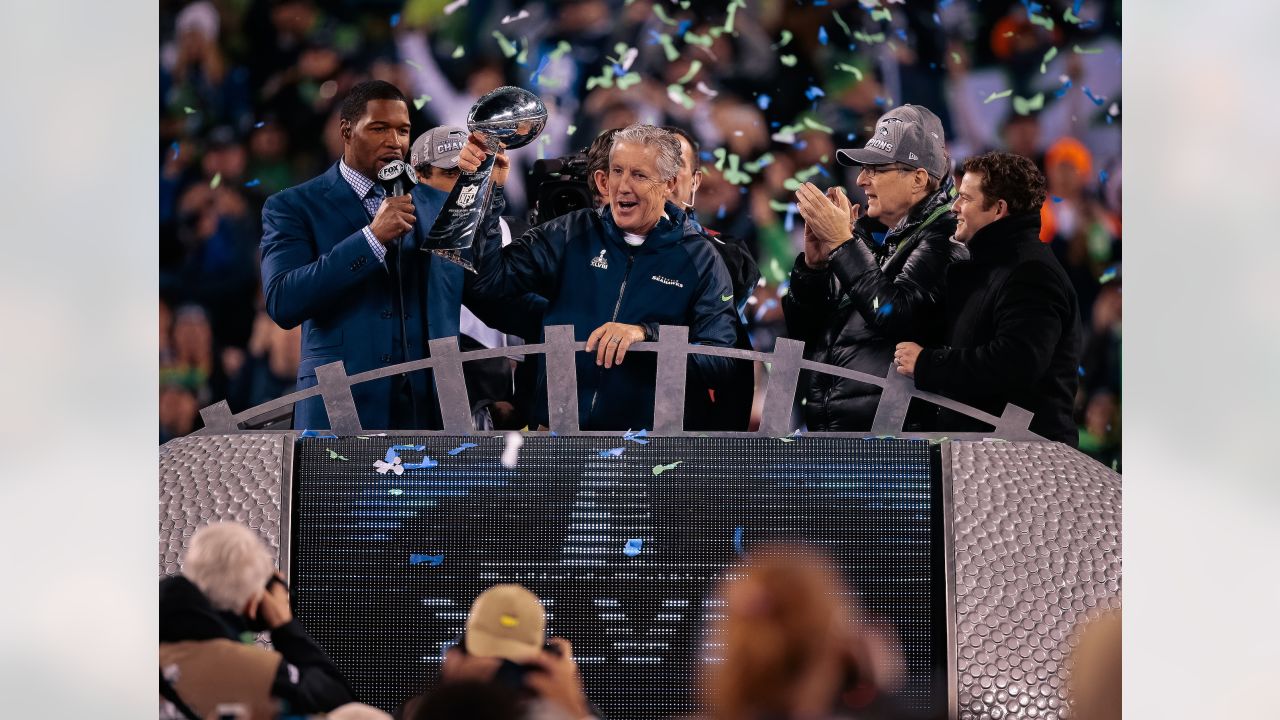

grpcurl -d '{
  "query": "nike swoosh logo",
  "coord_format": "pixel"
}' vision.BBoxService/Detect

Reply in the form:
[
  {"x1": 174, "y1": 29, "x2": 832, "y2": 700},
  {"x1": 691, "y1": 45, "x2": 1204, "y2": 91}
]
[{"x1": 720, "y1": 294, "x2": 733, "y2": 302}]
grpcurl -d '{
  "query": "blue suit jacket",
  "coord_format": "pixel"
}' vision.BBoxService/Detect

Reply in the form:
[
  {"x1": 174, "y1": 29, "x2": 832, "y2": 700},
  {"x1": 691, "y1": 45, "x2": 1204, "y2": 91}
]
[{"x1": 260, "y1": 162, "x2": 486, "y2": 430}]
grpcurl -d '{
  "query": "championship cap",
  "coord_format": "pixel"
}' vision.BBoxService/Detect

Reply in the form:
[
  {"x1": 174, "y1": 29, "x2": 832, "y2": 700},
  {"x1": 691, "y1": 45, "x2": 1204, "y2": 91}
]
[
  {"x1": 836, "y1": 104, "x2": 948, "y2": 179},
  {"x1": 410, "y1": 125, "x2": 468, "y2": 170},
  {"x1": 464, "y1": 584, "x2": 546, "y2": 663}
]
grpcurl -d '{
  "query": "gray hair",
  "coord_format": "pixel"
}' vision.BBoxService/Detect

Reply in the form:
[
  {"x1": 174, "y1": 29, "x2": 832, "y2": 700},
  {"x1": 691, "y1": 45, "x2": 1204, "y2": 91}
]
[
  {"x1": 183, "y1": 522, "x2": 275, "y2": 613},
  {"x1": 609, "y1": 124, "x2": 682, "y2": 182}
]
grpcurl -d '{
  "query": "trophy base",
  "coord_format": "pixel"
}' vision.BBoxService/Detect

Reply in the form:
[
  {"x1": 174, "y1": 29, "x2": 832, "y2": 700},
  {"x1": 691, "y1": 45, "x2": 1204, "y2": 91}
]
[{"x1": 428, "y1": 248, "x2": 477, "y2": 274}]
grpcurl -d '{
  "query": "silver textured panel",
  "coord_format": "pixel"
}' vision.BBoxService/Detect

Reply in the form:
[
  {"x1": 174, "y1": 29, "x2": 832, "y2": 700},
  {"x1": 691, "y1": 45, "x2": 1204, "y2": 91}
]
[
  {"x1": 950, "y1": 441, "x2": 1121, "y2": 720},
  {"x1": 158, "y1": 434, "x2": 291, "y2": 577}
]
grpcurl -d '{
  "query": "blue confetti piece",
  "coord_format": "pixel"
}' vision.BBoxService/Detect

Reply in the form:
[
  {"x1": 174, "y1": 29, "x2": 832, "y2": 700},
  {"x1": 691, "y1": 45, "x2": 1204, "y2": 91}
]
[
  {"x1": 392, "y1": 444, "x2": 426, "y2": 452},
  {"x1": 384, "y1": 447, "x2": 400, "y2": 463},
  {"x1": 876, "y1": 302, "x2": 894, "y2": 317},
  {"x1": 253, "y1": 121, "x2": 266, "y2": 129},
  {"x1": 1098, "y1": 169, "x2": 1109, "y2": 185},
  {"x1": 717, "y1": 204, "x2": 727, "y2": 219},
  {"x1": 1027, "y1": 1, "x2": 1043, "y2": 14},
  {"x1": 847, "y1": 133, "x2": 856, "y2": 141},
  {"x1": 794, "y1": 140, "x2": 809, "y2": 151},
  {"x1": 623, "y1": 538, "x2": 643, "y2": 557},
  {"x1": 818, "y1": 26, "x2": 829, "y2": 45},
  {"x1": 1072, "y1": 0, "x2": 1084, "y2": 13},
  {"x1": 529, "y1": 54, "x2": 551, "y2": 86},
  {"x1": 170, "y1": 141, "x2": 180, "y2": 160},
  {"x1": 874, "y1": 96, "x2": 888, "y2": 108},
  {"x1": 1052, "y1": 195, "x2": 1064, "y2": 203},
  {"x1": 299, "y1": 429, "x2": 337, "y2": 439},
  {"x1": 390, "y1": 12, "x2": 400, "y2": 27},
  {"x1": 757, "y1": 94, "x2": 771, "y2": 110},
  {"x1": 933, "y1": 12, "x2": 941, "y2": 25},
  {"x1": 783, "y1": 205, "x2": 797, "y2": 233},
  {"x1": 814, "y1": 0, "x2": 827, "y2": 5},
  {"x1": 403, "y1": 456, "x2": 438, "y2": 469},
  {"x1": 623, "y1": 429, "x2": 650, "y2": 444},
  {"x1": 895, "y1": 28, "x2": 908, "y2": 41},
  {"x1": 1077, "y1": 365, "x2": 1086, "y2": 377},
  {"x1": 753, "y1": 298, "x2": 778, "y2": 322},
  {"x1": 1055, "y1": 79, "x2": 1073, "y2": 98},
  {"x1": 1082, "y1": 86, "x2": 1106, "y2": 106},
  {"x1": 244, "y1": 178, "x2": 261, "y2": 187},
  {"x1": 600, "y1": 447, "x2": 626, "y2": 457},
  {"x1": 447, "y1": 442, "x2": 478, "y2": 455},
  {"x1": 646, "y1": 29, "x2": 662, "y2": 45},
  {"x1": 1098, "y1": 264, "x2": 1119, "y2": 283},
  {"x1": 817, "y1": 165, "x2": 830, "y2": 177},
  {"x1": 805, "y1": 86, "x2": 825, "y2": 101},
  {"x1": 677, "y1": 19, "x2": 692, "y2": 36},
  {"x1": 733, "y1": 527, "x2": 744, "y2": 554},
  {"x1": 409, "y1": 554, "x2": 444, "y2": 566},
  {"x1": 699, "y1": 150, "x2": 715, "y2": 161},
  {"x1": 939, "y1": 0, "x2": 954, "y2": 7}
]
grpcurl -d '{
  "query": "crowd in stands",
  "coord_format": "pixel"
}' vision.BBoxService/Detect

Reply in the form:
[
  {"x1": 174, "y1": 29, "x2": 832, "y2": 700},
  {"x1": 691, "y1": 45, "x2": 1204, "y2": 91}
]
[
  {"x1": 162, "y1": 522, "x2": 1121, "y2": 719},
  {"x1": 159, "y1": 0, "x2": 1122, "y2": 465}
]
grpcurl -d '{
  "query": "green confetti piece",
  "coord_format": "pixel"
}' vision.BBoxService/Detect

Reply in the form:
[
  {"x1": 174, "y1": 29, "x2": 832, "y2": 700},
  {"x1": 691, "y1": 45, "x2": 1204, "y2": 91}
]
[
  {"x1": 616, "y1": 71, "x2": 643, "y2": 90},
  {"x1": 712, "y1": 147, "x2": 727, "y2": 171},
  {"x1": 780, "y1": 54, "x2": 797, "y2": 67},
  {"x1": 768, "y1": 199, "x2": 792, "y2": 213},
  {"x1": 684, "y1": 31, "x2": 713, "y2": 48},
  {"x1": 1064, "y1": 6, "x2": 1082, "y2": 24},
  {"x1": 853, "y1": 31, "x2": 886, "y2": 44},
  {"x1": 388, "y1": 488, "x2": 403, "y2": 495},
  {"x1": 777, "y1": 436, "x2": 795, "y2": 443},
  {"x1": 1012, "y1": 92, "x2": 1045, "y2": 115},
  {"x1": 951, "y1": 51, "x2": 962, "y2": 64},
  {"x1": 928, "y1": 436, "x2": 951, "y2": 445},
  {"x1": 1073, "y1": 44, "x2": 1103, "y2": 55},
  {"x1": 210, "y1": 172, "x2": 222, "y2": 189},
  {"x1": 667, "y1": 83, "x2": 695, "y2": 109},
  {"x1": 1040, "y1": 46, "x2": 1058, "y2": 74},
  {"x1": 586, "y1": 65, "x2": 616, "y2": 90},
  {"x1": 801, "y1": 117, "x2": 833, "y2": 133},
  {"x1": 239, "y1": 632, "x2": 257, "y2": 644},
  {"x1": 832, "y1": 12, "x2": 852, "y2": 37},
  {"x1": 405, "y1": 59, "x2": 424, "y2": 71},
  {"x1": 567, "y1": 124, "x2": 577, "y2": 136},
  {"x1": 183, "y1": 106, "x2": 196, "y2": 114},
  {"x1": 743, "y1": 152, "x2": 775, "y2": 173},
  {"x1": 656, "y1": 33, "x2": 680, "y2": 62},
  {"x1": 676, "y1": 60, "x2": 703, "y2": 84},
  {"x1": 452, "y1": 46, "x2": 465, "y2": 59},
  {"x1": 723, "y1": 154, "x2": 751, "y2": 185},
  {"x1": 492, "y1": 30, "x2": 518, "y2": 58},
  {"x1": 652, "y1": 3, "x2": 679, "y2": 25},
  {"x1": 549, "y1": 40, "x2": 573, "y2": 60},
  {"x1": 870, "y1": 7, "x2": 892, "y2": 22},
  {"x1": 775, "y1": 29, "x2": 793, "y2": 48},
  {"x1": 983, "y1": 89, "x2": 1013, "y2": 104},
  {"x1": 327, "y1": 448, "x2": 349, "y2": 461},
  {"x1": 679, "y1": 0, "x2": 690, "y2": 8},
  {"x1": 723, "y1": 0, "x2": 745, "y2": 34},
  {"x1": 652, "y1": 460, "x2": 684, "y2": 475},
  {"x1": 516, "y1": 41, "x2": 528, "y2": 65},
  {"x1": 1030, "y1": 13, "x2": 1054, "y2": 31},
  {"x1": 413, "y1": 95, "x2": 431, "y2": 110},
  {"x1": 835, "y1": 63, "x2": 864, "y2": 81}
]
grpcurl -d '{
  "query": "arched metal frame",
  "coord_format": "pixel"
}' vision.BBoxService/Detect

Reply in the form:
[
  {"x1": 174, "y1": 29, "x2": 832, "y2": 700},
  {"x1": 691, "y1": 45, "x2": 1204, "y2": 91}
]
[{"x1": 198, "y1": 324, "x2": 1041, "y2": 440}]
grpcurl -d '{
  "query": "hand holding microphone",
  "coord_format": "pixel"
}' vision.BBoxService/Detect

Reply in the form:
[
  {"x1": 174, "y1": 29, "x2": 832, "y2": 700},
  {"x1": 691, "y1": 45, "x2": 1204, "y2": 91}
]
[{"x1": 371, "y1": 159, "x2": 418, "y2": 245}]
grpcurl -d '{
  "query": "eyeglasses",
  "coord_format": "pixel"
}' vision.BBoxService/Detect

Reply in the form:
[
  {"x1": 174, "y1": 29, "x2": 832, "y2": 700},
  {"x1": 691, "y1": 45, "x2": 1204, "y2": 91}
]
[{"x1": 860, "y1": 164, "x2": 914, "y2": 178}]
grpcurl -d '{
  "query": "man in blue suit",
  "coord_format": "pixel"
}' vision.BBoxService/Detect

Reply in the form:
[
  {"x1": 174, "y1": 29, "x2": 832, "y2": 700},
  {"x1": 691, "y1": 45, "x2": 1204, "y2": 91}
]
[{"x1": 259, "y1": 80, "x2": 510, "y2": 430}]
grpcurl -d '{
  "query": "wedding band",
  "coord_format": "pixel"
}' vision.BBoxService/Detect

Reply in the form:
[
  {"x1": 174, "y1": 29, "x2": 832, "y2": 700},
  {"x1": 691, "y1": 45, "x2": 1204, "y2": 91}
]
[{"x1": 608, "y1": 338, "x2": 621, "y2": 344}]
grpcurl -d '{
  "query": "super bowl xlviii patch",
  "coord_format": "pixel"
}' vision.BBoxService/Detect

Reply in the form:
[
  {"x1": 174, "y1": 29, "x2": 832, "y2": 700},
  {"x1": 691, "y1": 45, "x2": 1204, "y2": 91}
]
[
  {"x1": 590, "y1": 249, "x2": 609, "y2": 270},
  {"x1": 456, "y1": 184, "x2": 479, "y2": 208},
  {"x1": 651, "y1": 274, "x2": 683, "y2": 288}
]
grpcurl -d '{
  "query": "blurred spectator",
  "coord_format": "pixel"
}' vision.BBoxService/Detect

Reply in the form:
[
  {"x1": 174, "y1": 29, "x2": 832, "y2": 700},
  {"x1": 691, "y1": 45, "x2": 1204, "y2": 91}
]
[
  {"x1": 1041, "y1": 137, "x2": 1120, "y2": 315},
  {"x1": 160, "y1": 522, "x2": 355, "y2": 718},
  {"x1": 1068, "y1": 610, "x2": 1122, "y2": 720},
  {"x1": 160, "y1": 384, "x2": 200, "y2": 443},
  {"x1": 160, "y1": 304, "x2": 225, "y2": 407},
  {"x1": 703, "y1": 544, "x2": 905, "y2": 720}
]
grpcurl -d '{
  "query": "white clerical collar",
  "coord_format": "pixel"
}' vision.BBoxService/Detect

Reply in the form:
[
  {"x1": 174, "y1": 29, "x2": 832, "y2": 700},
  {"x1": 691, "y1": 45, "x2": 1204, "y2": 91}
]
[{"x1": 621, "y1": 212, "x2": 670, "y2": 246}]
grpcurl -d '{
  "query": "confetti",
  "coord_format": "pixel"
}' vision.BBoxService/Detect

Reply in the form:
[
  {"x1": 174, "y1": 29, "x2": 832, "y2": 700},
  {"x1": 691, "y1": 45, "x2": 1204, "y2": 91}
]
[
  {"x1": 452, "y1": 46, "x2": 465, "y2": 59},
  {"x1": 1030, "y1": 13, "x2": 1054, "y2": 31},
  {"x1": 183, "y1": 106, "x2": 196, "y2": 114},
  {"x1": 616, "y1": 71, "x2": 643, "y2": 90},
  {"x1": 447, "y1": 442, "x2": 478, "y2": 456},
  {"x1": 951, "y1": 51, "x2": 962, "y2": 65},
  {"x1": 835, "y1": 63, "x2": 864, "y2": 81},
  {"x1": 1098, "y1": 266, "x2": 1118, "y2": 284},
  {"x1": 757, "y1": 94, "x2": 771, "y2": 110},
  {"x1": 818, "y1": 26, "x2": 829, "y2": 45},
  {"x1": 388, "y1": 488, "x2": 403, "y2": 495},
  {"x1": 667, "y1": 84, "x2": 696, "y2": 110},
  {"x1": 652, "y1": 4, "x2": 679, "y2": 25},
  {"x1": 327, "y1": 449, "x2": 349, "y2": 461},
  {"x1": 405, "y1": 59, "x2": 423, "y2": 71},
  {"x1": 253, "y1": 121, "x2": 266, "y2": 128},
  {"x1": 1082, "y1": 86, "x2": 1106, "y2": 106},
  {"x1": 244, "y1": 178, "x2": 261, "y2": 188},
  {"x1": 1040, "y1": 46, "x2": 1058, "y2": 74},
  {"x1": 389, "y1": 12, "x2": 400, "y2": 27},
  {"x1": 170, "y1": 141, "x2": 180, "y2": 160},
  {"x1": 876, "y1": 301, "x2": 894, "y2": 317},
  {"x1": 776, "y1": 429, "x2": 803, "y2": 442},
  {"x1": 374, "y1": 458, "x2": 404, "y2": 475},
  {"x1": 676, "y1": 60, "x2": 703, "y2": 85},
  {"x1": 780, "y1": 54, "x2": 797, "y2": 67},
  {"x1": 209, "y1": 172, "x2": 222, "y2": 189},
  {"x1": 1064, "y1": 5, "x2": 1082, "y2": 24},
  {"x1": 492, "y1": 31, "x2": 518, "y2": 58},
  {"x1": 566, "y1": 124, "x2": 577, "y2": 136},
  {"x1": 549, "y1": 40, "x2": 573, "y2": 61},
  {"x1": 652, "y1": 461, "x2": 684, "y2": 475},
  {"x1": 1013, "y1": 93, "x2": 1044, "y2": 115},
  {"x1": 870, "y1": 7, "x2": 892, "y2": 22},
  {"x1": 403, "y1": 456, "x2": 438, "y2": 470},
  {"x1": 299, "y1": 430, "x2": 337, "y2": 439},
  {"x1": 853, "y1": 31, "x2": 885, "y2": 44},
  {"x1": 1077, "y1": 365, "x2": 1086, "y2": 377},
  {"x1": 516, "y1": 41, "x2": 528, "y2": 65},
  {"x1": 409, "y1": 554, "x2": 444, "y2": 566},
  {"x1": 501, "y1": 9, "x2": 530, "y2": 23},
  {"x1": 623, "y1": 539, "x2": 644, "y2": 557},
  {"x1": 983, "y1": 89, "x2": 1013, "y2": 104},
  {"x1": 722, "y1": 0, "x2": 745, "y2": 33},
  {"x1": 1052, "y1": 195, "x2": 1064, "y2": 203},
  {"x1": 805, "y1": 86, "x2": 825, "y2": 102},
  {"x1": 801, "y1": 117, "x2": 834, "y2": 133},
  {"x1": 684, "y1": 31, "x2": 713, "y2": 48},
  {"x1": 443, "y1": 0, "x2": 468, "y2": 14},
  {"x1": 623, "y1": 429, "x2": 650, "y2": 444},
  {"x1": 773, "y1": 30, "x2": 793, "y2": 48},
  {"x1": 617, "y1": 45, "x2": 639, "y2": 72},
  {"x1": 1073, "y1": 45, "x2": 1102, "y2": 55},
  {"x1": 501, "y1": 432, "x2": 523, "y2": 468},
  {"x1": 695, "y1": 81, "x2": 719, "y2": 98},
  {"x1": 599, "y1": 447, "x2": 626, "y2": 457},
  {"x1": 413, "y1": 95, "x2": 431, "y2": 110},
  {"x1": 832, "y1": 12, "x2": 852, "y2": 37},
  {"x1": 655, "y1": 33, "x2": 680, "y2": 62},
  {"x1": 240, "y1": 632, "x2": 257, "y2": 644},
  {"x1": 733, "y1": 527, "x2": 744, "y2": 554}
]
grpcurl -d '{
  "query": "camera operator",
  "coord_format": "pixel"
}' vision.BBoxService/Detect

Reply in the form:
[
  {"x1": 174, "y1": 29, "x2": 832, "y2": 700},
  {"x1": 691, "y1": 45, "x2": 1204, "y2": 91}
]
[{"x1": 160, "y1": 522, "x2": 354, "y2": 719}]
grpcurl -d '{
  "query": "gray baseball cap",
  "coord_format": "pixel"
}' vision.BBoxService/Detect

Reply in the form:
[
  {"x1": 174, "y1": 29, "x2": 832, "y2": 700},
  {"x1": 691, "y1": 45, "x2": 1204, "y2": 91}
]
[
  {"x1": 836, "y1": 104, "x2": 948, "y2": 179},
  {"x1": 410, "y1": 125, "x2": 468, "y2": 170}
]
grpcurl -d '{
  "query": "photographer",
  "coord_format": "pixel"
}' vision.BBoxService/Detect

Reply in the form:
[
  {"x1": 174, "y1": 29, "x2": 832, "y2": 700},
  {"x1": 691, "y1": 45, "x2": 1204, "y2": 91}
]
[{"x1": 160, "y1": 522, "x2": 354, "y2": 718}]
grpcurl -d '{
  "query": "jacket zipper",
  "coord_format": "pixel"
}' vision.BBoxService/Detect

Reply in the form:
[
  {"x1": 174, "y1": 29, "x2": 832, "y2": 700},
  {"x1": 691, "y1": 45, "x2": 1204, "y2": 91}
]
[{"x1": 587, "y1": 253, "x2": 635, "y2": 424}]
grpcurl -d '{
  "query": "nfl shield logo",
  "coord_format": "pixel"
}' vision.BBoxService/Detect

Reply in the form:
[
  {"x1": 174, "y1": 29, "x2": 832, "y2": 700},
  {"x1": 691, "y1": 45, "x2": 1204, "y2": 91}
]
[{"x1": 456, "y1": 184, "x2": 479, "y2": 208}]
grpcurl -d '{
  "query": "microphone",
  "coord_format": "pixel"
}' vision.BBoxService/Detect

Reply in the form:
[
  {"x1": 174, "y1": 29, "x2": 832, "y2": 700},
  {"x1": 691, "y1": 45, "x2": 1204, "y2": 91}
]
[{"x1": 377, "y1": 159, "x2": 418, "y2": 197}]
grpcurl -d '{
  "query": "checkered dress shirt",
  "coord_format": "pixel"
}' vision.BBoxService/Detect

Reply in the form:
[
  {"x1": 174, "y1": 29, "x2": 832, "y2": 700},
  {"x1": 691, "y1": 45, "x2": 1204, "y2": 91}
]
[{"x1": 338, "y1": 158, "x2": 388, "y2": 264}]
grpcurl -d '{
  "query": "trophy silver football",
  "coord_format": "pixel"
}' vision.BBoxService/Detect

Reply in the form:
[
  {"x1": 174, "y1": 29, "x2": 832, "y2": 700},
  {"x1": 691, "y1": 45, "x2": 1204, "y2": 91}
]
[{"x1": 423, "y1": 86, "x2": 548, "y2": 269}]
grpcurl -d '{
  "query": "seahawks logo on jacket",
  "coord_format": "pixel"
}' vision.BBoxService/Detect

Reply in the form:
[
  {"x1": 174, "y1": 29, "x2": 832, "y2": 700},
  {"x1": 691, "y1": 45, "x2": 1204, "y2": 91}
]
[{"x1": 651, "y1": 274, "x2": 684, "y2": 288}]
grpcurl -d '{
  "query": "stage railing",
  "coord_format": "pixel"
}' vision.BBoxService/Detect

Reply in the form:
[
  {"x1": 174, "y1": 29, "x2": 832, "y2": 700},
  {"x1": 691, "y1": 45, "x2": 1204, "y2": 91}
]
[{"x1": 197, "y1": 324, "x2": 1042, "y2": 440}]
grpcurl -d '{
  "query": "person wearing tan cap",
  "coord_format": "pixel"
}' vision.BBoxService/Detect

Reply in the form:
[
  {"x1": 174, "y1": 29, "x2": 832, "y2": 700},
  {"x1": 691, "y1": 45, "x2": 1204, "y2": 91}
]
[{"x1": 783, "y1": 104, "x2": 967, "y2": 432}]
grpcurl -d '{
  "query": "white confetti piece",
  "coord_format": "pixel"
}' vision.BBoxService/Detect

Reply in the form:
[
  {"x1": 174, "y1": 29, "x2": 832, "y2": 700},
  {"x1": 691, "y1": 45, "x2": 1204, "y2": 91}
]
[{"x1": 501, "y1": 432, "x2": 524, "y2": 468}]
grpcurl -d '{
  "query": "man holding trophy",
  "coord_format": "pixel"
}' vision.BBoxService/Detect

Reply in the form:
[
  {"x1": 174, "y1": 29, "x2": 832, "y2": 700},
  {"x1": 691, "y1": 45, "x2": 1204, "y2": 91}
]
[{"x1": 456, "y1": 121, "x2": 739, "y2": 432}]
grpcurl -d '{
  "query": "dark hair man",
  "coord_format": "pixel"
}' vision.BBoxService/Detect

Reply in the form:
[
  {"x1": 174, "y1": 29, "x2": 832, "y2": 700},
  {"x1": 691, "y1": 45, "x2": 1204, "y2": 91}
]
[
  {"x1": 160, "y1": 523, "x2": 353, "y2": 718},
  {"x1": 459, "y1": 124, "x2": 739, "y2": 431},
  {"x1": 893, "y1": 152, "x2": 1082, "y2": 444},
  {"x1": 259, "y1": 81, "x2": 515, "y2": 430},
  {"x1": 784, "y1": 105, "x2": 967, "y2": 431}
]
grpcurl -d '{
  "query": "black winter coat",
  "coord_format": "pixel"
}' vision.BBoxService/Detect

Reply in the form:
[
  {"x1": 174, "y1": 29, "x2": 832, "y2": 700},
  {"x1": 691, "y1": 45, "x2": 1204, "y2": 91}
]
[
  {"x1": 783, "y1": 181, "x2": 965, "y2": 431},
  {"x1": 914, "y1": 213, "x2": 1082, "y2": 445}
]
